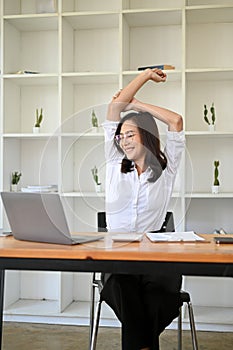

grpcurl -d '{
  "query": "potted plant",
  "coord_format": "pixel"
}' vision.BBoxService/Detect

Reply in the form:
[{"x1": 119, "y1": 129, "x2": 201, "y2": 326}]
[
  {"x1": 33, "y1": 108, "x2": 43, "y2": 133},
  {"x1": 91, "y1": 109, "x2": 99, "y2": 132},
  {"x1": 91, "y1": 166, "x2": 101, "y2": 192},
  {"x1": 203, "y1": 103, "x2": 216, "y2": 131},
  {"x1": 11, "y1": 171, "x2": 22, "y2": 192},
  {"x1": 212, "y1": 160, "x2": 220, "y2": 194}
]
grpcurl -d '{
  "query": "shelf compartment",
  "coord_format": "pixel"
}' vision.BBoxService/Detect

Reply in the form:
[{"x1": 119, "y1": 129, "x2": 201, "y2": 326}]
[
  {"x1": 3, "y1": 78, "x2": 59, "y2": 134},
  {"x1": 3, "y1": 16, "x2": 58, "y2": 74},
  {"x1": 186, "y1": 7, "x2": 233, "y2": 70},
  {"x1": 61, "y1": 78, "x2": 114, "y2": 130},
  {"x1": 186, "y1": 69, "x2": 233, "y2": 80},
  {"x1": 122, "y1": 10, "x2": 182, "y2": 71},
  {"x1": 185, "y1": 76, "x2": 233, "y2": 132},
  {"x1": 123, "y1": 1, "x2": 183, "y2": 11},
  {"x1": 185, "y1": 198, "x2": 233, "y2": 233},
  {"x1": 62, "y1": 14, "x2": 120, "y2": 73},
  {"x1": 3, "y1": 0, "x2": 57, "y2": 16},
  {"x1": 61, "y1": 137, "x2": 105, "y2": 193},
  {"x1": 3, "y1": 138, "x2": 59, "y2": 192},
  {"x1": 185, "y1": 137, "x2": 233, "y2": 194},
  {"x1": 186, "y1": 4, "x2": 233, "y2": 20},
  {"x1": 62, "y1": 0, "x2": 121, "y2": 13},
  {"x1": 3, "y1": 14, "x2": 58, "y2": 31}
]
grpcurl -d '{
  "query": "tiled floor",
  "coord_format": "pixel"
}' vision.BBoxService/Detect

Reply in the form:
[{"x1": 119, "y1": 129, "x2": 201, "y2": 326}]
[{"x1": 2, "y1": 322, "x2": 233, "y2": 349}]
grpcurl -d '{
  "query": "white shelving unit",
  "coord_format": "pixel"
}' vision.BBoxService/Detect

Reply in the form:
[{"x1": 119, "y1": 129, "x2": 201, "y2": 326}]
[{"x1": 0, "y1": 0, "x2": 233, "y2": 330}]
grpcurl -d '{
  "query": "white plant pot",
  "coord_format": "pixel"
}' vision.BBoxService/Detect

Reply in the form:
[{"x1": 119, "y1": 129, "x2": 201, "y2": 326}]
[
  {"x1": 91, "y1": 126, "x2": 99, "y2": 133},
  {"x1": 11, "y1": 184, "x2": 18, "y2": 192},
  {"x1": 95, "y1": 184, "x2": 102, "y2": 193},
  {"x1": 208, "y1": 124, "x2": 215, "y2": 132},
  {"x1": 33, "y1": 126, "x2": 40, "y2": 133},
  {"x1": 212, "y1": 185, "x2": 219, "y2": 194}
]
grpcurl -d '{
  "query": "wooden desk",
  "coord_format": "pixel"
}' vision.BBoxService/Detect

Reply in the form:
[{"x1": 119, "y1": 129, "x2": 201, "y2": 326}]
[{"x1": 0, "y1": 234, "x2": 232, "y2": 349}]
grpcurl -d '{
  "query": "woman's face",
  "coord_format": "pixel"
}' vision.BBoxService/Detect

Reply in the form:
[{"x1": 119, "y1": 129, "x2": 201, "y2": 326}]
[{"x1": 119, "y1": 120, "x2": 146, "y2": 163}]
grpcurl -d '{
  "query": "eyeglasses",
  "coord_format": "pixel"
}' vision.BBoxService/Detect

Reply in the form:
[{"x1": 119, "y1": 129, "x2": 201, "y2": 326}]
[{"x1": 115, "y1": 131, "x2": 138, "y2": 144}]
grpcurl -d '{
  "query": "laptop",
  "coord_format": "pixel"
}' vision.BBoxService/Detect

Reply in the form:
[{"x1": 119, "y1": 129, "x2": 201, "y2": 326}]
[{"x1": 0, "y1": 192, "x2": 104, "y2": 245}]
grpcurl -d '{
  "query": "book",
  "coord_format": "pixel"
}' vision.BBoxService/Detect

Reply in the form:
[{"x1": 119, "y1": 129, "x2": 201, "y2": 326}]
[
  {"x1": 138, "y1": 64, "x2": 175, "y2": 71},
  {"x1": 15, "y1": 70, "x2": 39, "y2": 74},
  {"x1": 146, "y1": 231, "x2": 206, "y2": 243}
]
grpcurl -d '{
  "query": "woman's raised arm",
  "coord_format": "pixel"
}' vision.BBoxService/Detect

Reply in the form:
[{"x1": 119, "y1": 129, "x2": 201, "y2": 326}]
[{"x1": 107, "y1": 68, "x2": 167, "y2": 121}]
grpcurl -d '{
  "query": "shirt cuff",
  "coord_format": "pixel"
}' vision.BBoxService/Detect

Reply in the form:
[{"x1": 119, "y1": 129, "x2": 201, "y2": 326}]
[{"x1": 166, "y1": 130, "x2": 185, "y2": 141}]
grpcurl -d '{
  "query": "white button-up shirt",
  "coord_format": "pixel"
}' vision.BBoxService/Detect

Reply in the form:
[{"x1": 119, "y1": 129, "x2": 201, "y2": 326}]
[{"x1": 103, "y1": 120, "x2": 185, "y2": 233}]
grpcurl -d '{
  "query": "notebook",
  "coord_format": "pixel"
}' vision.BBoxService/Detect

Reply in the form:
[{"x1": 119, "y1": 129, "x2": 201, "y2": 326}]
[{"x1": 0, "y1": 192, "x2": 104, "y2": 245}]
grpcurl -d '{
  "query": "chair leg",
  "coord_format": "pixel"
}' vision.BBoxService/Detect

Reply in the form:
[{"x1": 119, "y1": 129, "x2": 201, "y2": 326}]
[
  {"x1": 90, "y1": 298, "x2": 102, "y2": 350},
  {"x1": 187, "y1": 302, "x2": 199, "y2": 350},
  {"x1": 89, "y1": 276, "x2": 96, "y2": 341},
  {"x1": 177, "y1": 306, "x2": 182, "y2": 350}
]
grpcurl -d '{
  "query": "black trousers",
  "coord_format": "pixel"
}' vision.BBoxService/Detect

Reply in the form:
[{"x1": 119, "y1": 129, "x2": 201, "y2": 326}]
[{"x1": 101, "y1": 273, "x2": 182, "y2": 350}]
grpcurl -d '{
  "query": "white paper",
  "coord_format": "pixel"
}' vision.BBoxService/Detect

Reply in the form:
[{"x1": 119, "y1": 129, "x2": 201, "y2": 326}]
[{"x1": 146, "y1": 231, "x2": 205, "y2": 242}]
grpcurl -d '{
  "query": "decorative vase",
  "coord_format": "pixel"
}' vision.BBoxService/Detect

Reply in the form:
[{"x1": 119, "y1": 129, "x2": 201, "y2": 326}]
[
  {"x1": 11, "y1": 184, "x2": 18, "y2": 192},
  {"x1": 33, "y1": 126, "x2": 40, "y2": 133},
  {"x1": 208, "y1": 124, "x2": 215, "y2": 132},
  {"x1": 212, "y1": 185, "x2": 219, "y2": 194}
]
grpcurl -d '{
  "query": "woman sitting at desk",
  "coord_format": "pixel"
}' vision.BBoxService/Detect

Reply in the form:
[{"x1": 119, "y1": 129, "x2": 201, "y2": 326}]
[{"x1": 101, "y1": 68, "x2": 185, "y2": 350}]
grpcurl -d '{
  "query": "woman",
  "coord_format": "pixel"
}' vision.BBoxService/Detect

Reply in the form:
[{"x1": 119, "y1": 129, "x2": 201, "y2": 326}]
[{"x1": 101, "y1": 68, "x2": 185, "y2": 350}]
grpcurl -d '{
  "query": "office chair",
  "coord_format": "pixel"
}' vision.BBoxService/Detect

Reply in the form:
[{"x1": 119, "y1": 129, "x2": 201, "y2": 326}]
[{"x1": 90, "y1": 212, "x2": 199, "y2": 350}]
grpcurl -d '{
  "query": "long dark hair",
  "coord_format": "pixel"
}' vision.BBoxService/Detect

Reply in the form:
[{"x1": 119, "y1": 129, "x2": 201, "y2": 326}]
[{"x1": 114, "y1": 112, "x2": 167, "y2": 182}]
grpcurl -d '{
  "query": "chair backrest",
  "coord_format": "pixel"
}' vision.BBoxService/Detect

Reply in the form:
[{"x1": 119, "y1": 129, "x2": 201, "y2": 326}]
[{"x1": 97, "y1": 211, "x2": 175, "y2": 232}]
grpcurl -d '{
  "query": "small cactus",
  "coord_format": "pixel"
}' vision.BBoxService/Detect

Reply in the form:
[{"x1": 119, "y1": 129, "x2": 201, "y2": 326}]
[
  {"x1": 35, "y1": 108, "x2": 43, "y2": 127},
  {"x1": 203, "y1": 103, "x2": 216, "y2": 125},
  {"x1": 203, "y1": 104, "x2": 210, "y2": 125},
  {"x1": 210, "y1": 102, "x2": 216, "y2": 125},
  {"x1": 91, "y1": 110, "x2": 98, "y2": 128},
  {"x1": 213, "y1": 160, "x2": 220, "y2": 186},
  {"x1": 91, "y1": 166, "x2": 101, "y2": 185},
  {"x1": 11, "y1": 171, "x2": 22, "y2": 185}
]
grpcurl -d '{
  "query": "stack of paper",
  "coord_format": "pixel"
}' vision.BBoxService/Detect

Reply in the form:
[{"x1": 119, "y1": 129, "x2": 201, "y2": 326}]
[
  {"x1": 146, "y1": 231, "x2": 205, "y2": 242},
  {"x1": 21, "y1": 185, "x2": 58, "y2": 193}
]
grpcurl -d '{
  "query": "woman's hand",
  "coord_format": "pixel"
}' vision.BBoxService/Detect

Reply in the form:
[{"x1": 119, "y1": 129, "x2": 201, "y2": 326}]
[{"x1": 146, "y1": 68, "x2": 167, "y2": 83}]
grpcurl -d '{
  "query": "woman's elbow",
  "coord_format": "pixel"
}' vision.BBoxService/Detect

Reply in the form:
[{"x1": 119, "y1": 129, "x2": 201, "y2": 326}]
[{"x1": 170, "y1": 114, "x2": 183, "y2": 131}]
